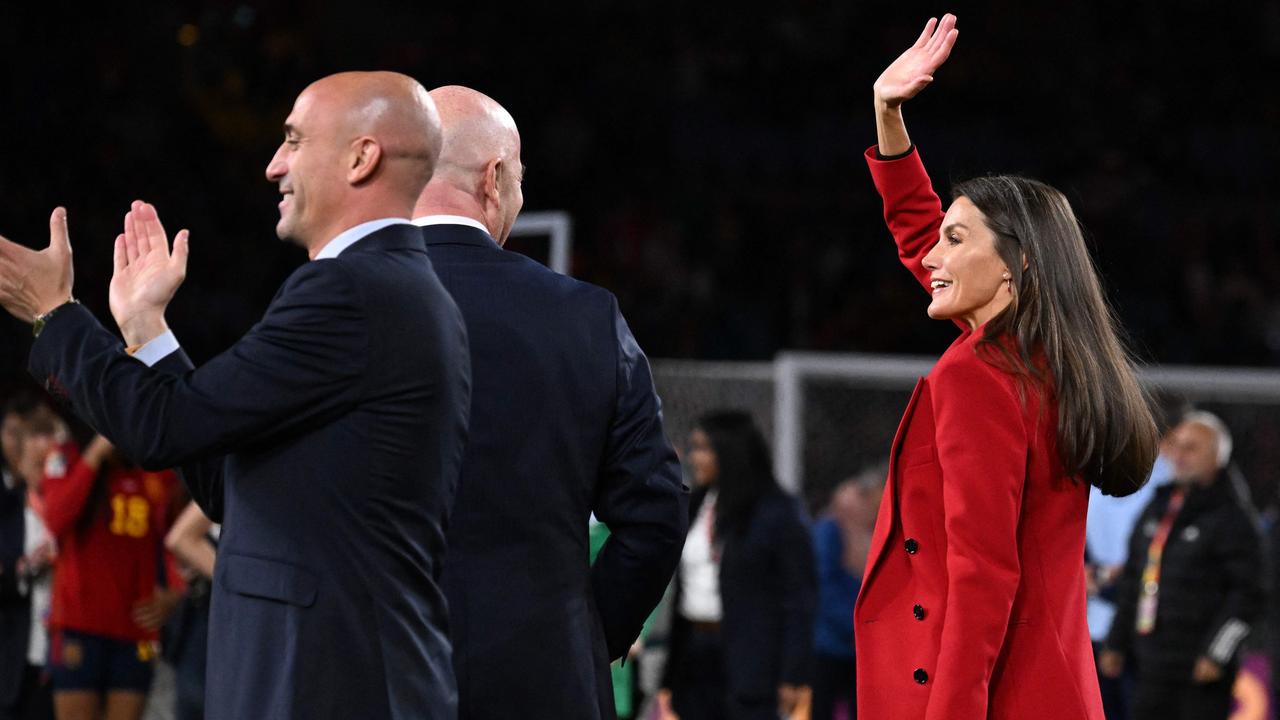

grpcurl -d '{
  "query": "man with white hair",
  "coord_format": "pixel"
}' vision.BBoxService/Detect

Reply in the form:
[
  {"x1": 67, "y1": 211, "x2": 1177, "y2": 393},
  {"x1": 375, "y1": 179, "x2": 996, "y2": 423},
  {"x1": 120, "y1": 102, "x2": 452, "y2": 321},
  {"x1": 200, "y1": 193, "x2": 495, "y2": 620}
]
[{"x1": 1099, "y1": 410, "x2": 1265, "y2": 720}]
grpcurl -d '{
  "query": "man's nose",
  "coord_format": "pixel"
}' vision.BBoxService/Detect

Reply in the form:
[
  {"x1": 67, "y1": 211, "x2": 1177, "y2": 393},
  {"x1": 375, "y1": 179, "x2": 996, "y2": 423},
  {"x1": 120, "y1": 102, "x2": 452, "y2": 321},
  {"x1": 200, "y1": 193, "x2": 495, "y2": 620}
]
[{"x1": 265, "y1": 150, "x2": 286, "y2": 182}]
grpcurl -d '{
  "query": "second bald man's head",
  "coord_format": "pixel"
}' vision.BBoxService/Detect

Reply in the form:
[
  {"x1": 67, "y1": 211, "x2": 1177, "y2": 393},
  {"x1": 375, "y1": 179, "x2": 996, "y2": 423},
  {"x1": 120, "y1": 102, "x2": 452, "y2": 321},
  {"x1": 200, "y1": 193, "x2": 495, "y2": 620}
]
[
  {"x1": 414, "y1": 86, "x2": 524, "y2": 245},
  {"x1": 266, "y1": 71, "x2": 443, "y2": 256}
]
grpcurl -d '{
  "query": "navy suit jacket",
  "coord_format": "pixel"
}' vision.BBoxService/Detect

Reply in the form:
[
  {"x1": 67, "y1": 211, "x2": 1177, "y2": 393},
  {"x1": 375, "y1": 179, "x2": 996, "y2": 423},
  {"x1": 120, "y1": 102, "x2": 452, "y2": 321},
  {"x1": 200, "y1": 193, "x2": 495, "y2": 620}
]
[
  {"x1": 0, "y1": 473, "x2": 31, "y2": 708},
  {"x1": 29, "y1": 225, "x2": 471, "y2": 720},
  {"x1": 421, "y1": 223, "x2": 687, "y2": 720}
]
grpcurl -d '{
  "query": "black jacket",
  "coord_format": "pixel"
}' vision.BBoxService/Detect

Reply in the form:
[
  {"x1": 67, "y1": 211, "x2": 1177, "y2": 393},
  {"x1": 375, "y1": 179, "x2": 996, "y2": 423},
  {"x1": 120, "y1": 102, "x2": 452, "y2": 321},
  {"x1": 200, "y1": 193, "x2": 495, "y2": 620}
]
[
  {"x1": 664, "y1": 488, "x2": 816, "y2": 705},
  {"x1": 1106, "y1": 471, "x2": 1266, "y2": 680},
  {"x1": 423, "y1": 222, "x2": 688, "y2": 720}
]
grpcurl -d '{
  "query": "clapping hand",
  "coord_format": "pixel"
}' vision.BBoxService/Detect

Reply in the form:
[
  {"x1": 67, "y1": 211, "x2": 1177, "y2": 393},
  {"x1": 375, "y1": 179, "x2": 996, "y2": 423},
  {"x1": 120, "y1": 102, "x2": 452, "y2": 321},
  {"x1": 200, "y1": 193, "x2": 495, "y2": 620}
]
[
  {"x1": 110, "y1": 200, "x2": 189, "y2": 347},
  {"x1": 874, "y1": 14, "x2": 959, "y2": 108},
  {"x1": 0, "y1": 208, "x2": 75, "y2": 323}
]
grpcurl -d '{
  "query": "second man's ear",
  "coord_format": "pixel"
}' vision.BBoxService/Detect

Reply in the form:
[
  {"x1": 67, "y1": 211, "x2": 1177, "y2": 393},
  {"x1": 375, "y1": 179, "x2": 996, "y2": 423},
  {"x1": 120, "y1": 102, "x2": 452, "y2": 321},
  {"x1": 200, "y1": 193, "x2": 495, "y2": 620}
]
[{"x1": 484, "y1": 158, "x2": 504, "y2": 203}]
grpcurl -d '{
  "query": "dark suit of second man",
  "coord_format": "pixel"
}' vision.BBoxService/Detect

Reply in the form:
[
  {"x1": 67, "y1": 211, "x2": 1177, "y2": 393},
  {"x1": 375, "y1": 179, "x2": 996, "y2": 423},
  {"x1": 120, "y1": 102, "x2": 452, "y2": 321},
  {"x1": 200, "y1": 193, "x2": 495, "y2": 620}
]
[{"x1": 413, "y1": 86, "x2": 688, "y2": 720}]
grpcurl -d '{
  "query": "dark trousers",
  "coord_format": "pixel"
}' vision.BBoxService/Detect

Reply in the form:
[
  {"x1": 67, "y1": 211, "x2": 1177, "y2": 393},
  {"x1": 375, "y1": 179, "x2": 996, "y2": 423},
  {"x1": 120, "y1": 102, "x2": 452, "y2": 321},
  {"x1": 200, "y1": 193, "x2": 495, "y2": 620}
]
[
  {"x1": 0, "y1": 664, "x2": 53, "y2": 720},
  {"x1": 669, "y1": 626, "x2": 777, "y2": 720},
  {"x1": 810, "y1": 654, "x2": 855, "y2": 720},
  {"x1": 1130, "y1": 673, "x2": 1234, "y2": 720}
]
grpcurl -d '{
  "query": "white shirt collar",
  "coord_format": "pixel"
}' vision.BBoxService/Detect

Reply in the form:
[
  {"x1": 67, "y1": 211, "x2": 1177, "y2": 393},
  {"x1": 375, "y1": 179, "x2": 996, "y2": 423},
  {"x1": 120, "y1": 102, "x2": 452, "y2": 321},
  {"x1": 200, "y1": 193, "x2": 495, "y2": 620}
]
[
  {"x1": 313, "y1": 218, "x2": 414, "y2": 260},
  {"x1": 412, "y1": 215, "x2": 492, "y2": 237}
]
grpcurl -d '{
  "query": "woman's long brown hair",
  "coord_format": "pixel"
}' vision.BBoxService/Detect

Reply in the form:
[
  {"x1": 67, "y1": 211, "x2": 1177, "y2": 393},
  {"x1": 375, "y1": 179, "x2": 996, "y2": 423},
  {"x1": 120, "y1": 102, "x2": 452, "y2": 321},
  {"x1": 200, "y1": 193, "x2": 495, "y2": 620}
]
[{"x1": 953, "y1": 176, "x2": 1158, "y2": 497}]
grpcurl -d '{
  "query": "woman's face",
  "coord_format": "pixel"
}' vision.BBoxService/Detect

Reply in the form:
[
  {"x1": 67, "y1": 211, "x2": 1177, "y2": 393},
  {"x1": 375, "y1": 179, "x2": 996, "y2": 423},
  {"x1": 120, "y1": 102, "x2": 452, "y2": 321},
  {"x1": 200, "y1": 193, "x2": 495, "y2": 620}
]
[
  {"x1": 686, "y1": 428, "x2": 719, "y2": 488},
  {"x1": 922, "y1": 196, "x2": 1014, "y2": 330}
]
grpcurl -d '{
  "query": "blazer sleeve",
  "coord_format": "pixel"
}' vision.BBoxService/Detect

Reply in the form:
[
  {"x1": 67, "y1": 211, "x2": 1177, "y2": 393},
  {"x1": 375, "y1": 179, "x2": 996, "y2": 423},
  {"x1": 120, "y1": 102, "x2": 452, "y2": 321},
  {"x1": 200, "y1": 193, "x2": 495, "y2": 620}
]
[
  {"x1": 590, "y1": 297, "x2": 690, "y2": 660},
  {"x1": 775, "y1": 497, "x2": 817, "y2": 686},
  {"x1": 1200, "y1": 504, "x2": 1266, "y2": 666},
  {"x1": 151, "y1": 349, "x2": 225, "y2": 523},
  {"x1": 864, "y1": 145, "x2": 945, "y2": 295},
  {"x1": 28, "y1": 260, "x2": 369, "y2": 474},
  {"x1": 924, "y1": 359, "x2": 1028, "y2": 720}
]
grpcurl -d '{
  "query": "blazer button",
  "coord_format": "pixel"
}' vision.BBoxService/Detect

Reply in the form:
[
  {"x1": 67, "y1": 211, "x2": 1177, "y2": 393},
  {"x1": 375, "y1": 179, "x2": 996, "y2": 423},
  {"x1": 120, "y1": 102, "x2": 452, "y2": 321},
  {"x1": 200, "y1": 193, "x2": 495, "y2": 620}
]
[
  {"x1": 904, "y1": 538, "x2": 919, "y2": 554},
  {"x1": 913, "y1": 604, "x2": 926, "y2": 621},
  {"x1": 914, "y1": 668, "x2": 929, "y2": 684}
]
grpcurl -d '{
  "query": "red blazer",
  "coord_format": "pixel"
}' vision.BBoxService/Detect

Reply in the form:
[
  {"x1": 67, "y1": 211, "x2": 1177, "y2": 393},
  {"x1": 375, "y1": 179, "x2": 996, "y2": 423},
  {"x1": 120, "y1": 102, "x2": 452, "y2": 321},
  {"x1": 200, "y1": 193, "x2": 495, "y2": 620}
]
[{"x1": 854, "y1": 146, "x2": 1104, "y2": 720}]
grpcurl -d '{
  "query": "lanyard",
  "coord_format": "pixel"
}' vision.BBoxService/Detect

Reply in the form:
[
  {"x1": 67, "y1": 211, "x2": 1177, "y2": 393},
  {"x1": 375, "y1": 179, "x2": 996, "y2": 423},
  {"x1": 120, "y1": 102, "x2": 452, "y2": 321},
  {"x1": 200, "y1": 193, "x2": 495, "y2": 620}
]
[{"x1": 1135, "y1": 487, "x2": 1186, "y2": 635}]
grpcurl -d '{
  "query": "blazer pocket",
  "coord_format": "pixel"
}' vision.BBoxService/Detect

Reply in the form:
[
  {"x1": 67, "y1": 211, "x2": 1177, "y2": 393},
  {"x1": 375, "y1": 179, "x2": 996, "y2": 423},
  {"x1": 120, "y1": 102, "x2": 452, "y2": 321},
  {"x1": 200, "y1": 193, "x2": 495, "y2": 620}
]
[
  {"x1": 898, "y1": 443, "x2": 937, "y2": 470},
  {"x1": 220, "y1": 553, "x2": 319, "y2": 608}
]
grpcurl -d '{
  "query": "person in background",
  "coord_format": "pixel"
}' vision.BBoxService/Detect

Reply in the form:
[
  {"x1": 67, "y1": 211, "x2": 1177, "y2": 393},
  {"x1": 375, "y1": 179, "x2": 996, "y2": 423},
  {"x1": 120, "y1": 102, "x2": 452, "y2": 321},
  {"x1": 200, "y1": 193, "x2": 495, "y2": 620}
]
[
  {"x1": 810, "y1": 464, "x2": 885, "y2": 720},
  {"x1": 1, "y1": 388, "x2": 59, "y2": 720},
  {"x1": 1085, "y1": 418, "x2": 1177, "y2": 720},
  {"x1": 34, "y1": 435, "x2": 183, "y2": 720},
  {"x1": 162, "y1": 502, "x2": 217, "y2": 720},
  {"x1": 658, "y1": 410, "x2": 816, "y2": 720},
  {"x1": 1100, "y1": 411, "x2": 1265, "y2": 720}
]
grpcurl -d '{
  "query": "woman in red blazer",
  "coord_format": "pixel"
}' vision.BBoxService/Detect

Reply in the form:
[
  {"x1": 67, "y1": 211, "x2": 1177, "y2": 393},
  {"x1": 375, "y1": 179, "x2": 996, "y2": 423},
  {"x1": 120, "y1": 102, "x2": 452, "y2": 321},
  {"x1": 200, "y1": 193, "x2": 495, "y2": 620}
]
[{"x1": 854, "y1": 14, "x2": 1159, "y2": 720}]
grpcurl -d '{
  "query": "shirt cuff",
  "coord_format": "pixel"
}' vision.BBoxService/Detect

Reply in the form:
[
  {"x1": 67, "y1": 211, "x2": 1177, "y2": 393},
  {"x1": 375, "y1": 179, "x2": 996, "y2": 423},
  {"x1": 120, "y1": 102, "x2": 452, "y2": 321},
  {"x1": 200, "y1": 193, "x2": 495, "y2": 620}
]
[{"x1": 131, "y1": 330, "x2": 180, "y2": 367}]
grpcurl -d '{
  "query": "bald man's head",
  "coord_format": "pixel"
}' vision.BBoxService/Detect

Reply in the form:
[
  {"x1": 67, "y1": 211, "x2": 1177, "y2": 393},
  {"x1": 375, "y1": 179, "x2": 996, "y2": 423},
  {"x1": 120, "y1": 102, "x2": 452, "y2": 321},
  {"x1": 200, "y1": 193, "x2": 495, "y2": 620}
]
[
  {"x1": 266, "y1": 71, "x2": 443, "y2": 255},
  {"x1": 413, "y1": 86, "x2": 524, "y2": 244}
]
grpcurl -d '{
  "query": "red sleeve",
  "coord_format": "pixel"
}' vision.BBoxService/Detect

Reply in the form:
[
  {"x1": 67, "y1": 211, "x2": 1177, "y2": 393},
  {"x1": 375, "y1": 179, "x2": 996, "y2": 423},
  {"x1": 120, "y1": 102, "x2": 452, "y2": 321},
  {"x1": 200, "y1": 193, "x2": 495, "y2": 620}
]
[
  {"x1": 39, "y1": 443, "x2": 97, "y2": 540},
  {"x1": 925, "y1": 358, "x2": 1028, "y2": 720},
  {"x1": 864, "y1": 145, "x2": 945, "y2": 294}
]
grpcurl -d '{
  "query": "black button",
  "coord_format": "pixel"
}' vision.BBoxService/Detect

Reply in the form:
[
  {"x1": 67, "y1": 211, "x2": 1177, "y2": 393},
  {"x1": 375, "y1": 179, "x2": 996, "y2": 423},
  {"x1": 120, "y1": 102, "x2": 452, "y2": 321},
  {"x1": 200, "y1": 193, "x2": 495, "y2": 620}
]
[
  {"x1": 904, "y1": 538, "x2": 919, "y2": 554},
  {"x1": 913, "y1": 604, "x2": 926, "y2": 620},
  {"x1": 914, "y1": 668, "x2": 929, "y2": 684}
]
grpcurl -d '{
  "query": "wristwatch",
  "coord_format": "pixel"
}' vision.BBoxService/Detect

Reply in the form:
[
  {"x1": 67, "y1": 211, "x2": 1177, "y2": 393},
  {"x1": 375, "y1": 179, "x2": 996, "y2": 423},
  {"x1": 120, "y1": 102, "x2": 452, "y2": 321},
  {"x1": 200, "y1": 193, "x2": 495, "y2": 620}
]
[{"x1": 32, "y1": 298, "x2": 79, "y2": 338}]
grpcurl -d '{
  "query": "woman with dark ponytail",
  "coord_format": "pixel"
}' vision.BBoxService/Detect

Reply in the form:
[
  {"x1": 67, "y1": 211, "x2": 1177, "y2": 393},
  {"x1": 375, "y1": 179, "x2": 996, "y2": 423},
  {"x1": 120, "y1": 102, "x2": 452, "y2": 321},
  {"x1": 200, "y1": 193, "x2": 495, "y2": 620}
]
[
  {"x1": 853, "y1": 14, "x2": 1158, "y2": 720},
  {"x1": 657, "y1": 411, "x2": 816, "y2": 720}
]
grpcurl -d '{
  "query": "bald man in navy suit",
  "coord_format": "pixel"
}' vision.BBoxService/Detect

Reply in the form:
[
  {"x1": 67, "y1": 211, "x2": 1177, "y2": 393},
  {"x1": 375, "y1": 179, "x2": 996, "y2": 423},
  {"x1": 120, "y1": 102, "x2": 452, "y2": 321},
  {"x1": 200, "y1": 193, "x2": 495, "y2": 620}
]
[{"x1": 411, "y1": 86, "x2": 688, "y2": 720}]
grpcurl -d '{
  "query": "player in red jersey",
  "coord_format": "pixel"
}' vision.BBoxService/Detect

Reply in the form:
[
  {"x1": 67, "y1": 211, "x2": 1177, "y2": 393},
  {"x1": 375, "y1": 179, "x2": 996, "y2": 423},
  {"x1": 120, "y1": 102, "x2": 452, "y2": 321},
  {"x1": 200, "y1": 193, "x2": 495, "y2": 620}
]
[{"x1": 30, "y1": 434, "x2": 183, "y2": 720}]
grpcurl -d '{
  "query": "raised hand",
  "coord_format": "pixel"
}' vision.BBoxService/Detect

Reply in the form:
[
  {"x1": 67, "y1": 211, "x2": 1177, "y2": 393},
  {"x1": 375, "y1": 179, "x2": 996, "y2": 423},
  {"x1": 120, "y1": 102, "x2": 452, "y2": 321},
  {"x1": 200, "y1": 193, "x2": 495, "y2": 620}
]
[
  {"x1": 110, "y1": 200, "x2": 189, "y2": 347},
  {"x1": 874, "y1": 14, "x2": 959, "y2": 108},
  {"x1": 0, "y1": 208, "x2": 75, "y2": 323}
]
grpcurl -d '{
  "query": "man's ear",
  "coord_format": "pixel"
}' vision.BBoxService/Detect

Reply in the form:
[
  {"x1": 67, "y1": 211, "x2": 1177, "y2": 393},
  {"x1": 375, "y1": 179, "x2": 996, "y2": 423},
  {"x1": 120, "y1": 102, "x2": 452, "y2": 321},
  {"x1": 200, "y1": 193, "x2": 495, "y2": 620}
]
[
  {"x1": 482, "y1": 158, "x2": 503, "y2": 205},
  {"x1": 348, "y1": 137, "x2": 383, "y2": 184}
]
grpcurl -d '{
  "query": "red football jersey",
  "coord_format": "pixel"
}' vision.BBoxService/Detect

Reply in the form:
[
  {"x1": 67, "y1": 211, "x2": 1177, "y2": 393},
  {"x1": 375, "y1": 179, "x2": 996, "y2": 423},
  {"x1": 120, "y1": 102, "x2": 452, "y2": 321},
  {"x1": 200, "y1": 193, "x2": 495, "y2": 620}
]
[{"x1": 40, "y1": 442, "x2": 183, "y2": 642}]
